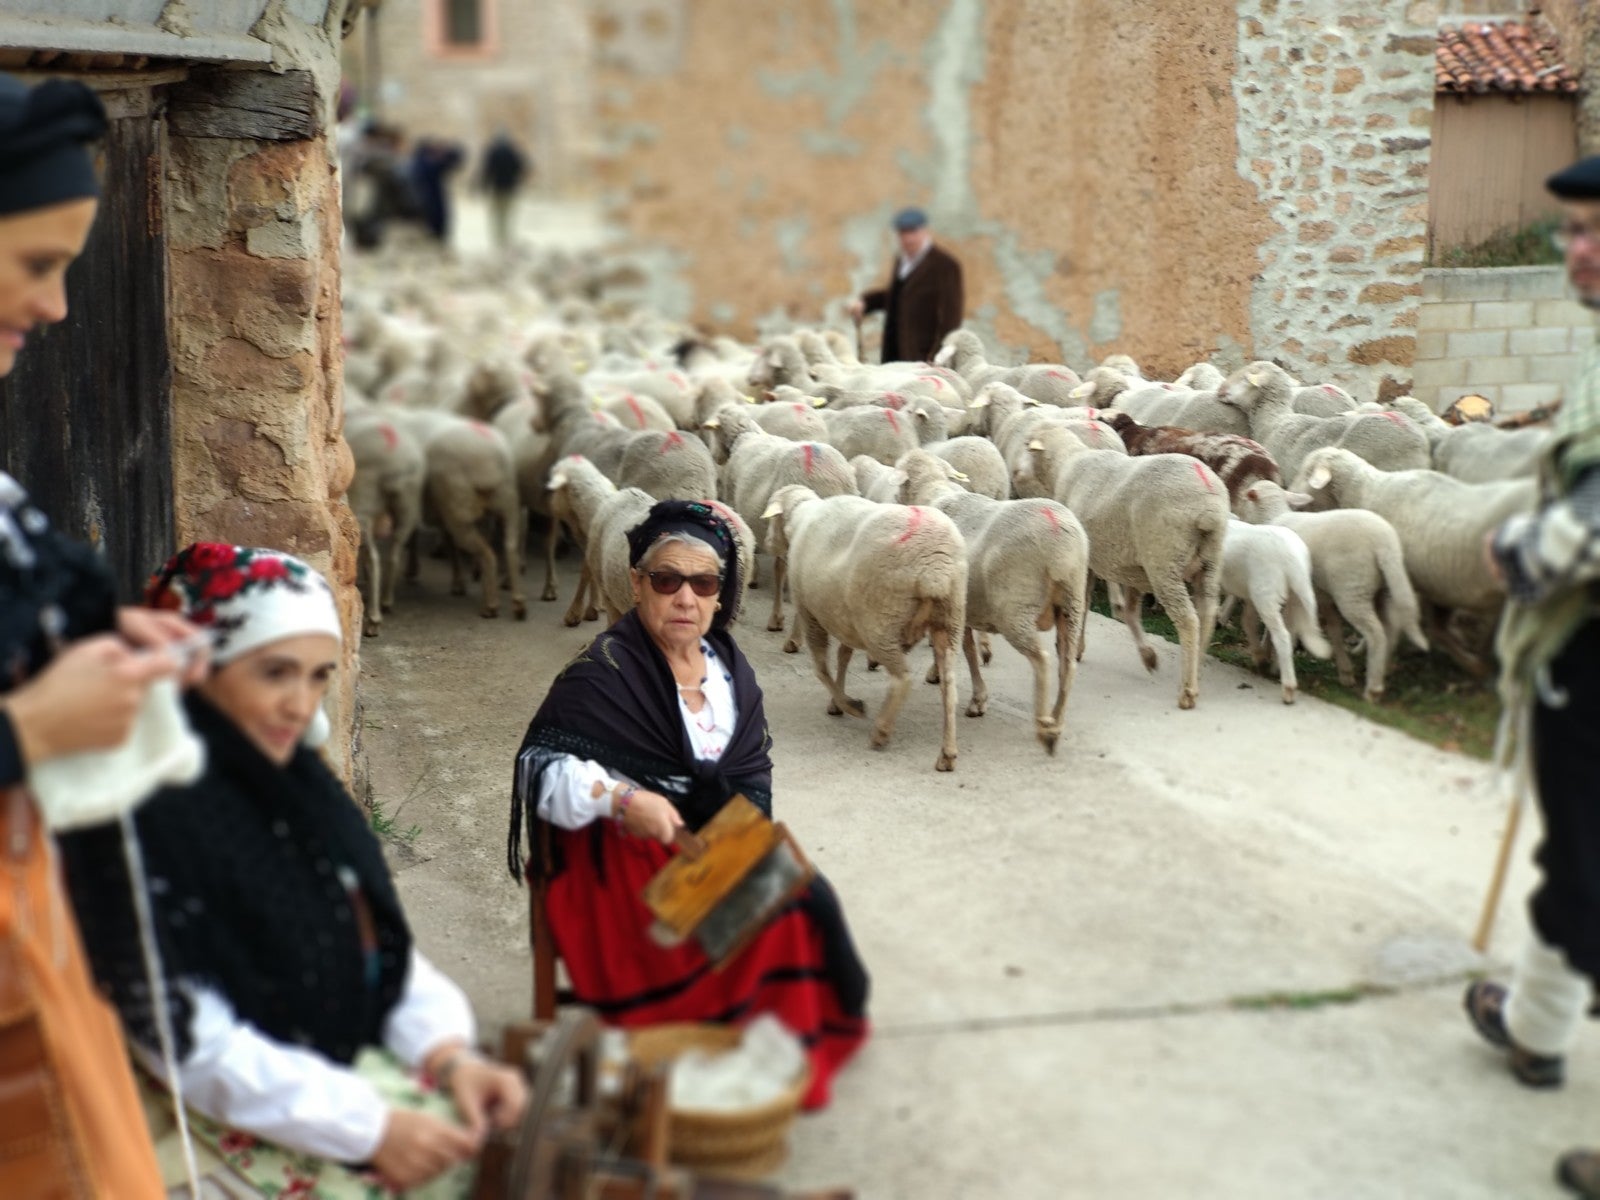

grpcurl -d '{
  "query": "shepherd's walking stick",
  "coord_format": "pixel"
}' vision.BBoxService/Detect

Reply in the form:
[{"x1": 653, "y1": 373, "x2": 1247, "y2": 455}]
[
  {"x1": 852, "y1": 310, "x2": 863, "y2": 362},
  {"x1": 1473, "y1": 794, "x2": 1525, "y2": 954}
]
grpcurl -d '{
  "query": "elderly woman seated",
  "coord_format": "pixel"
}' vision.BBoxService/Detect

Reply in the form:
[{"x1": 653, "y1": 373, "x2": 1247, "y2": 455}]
[
  {"x1": 62, "y1": 544, "x2": 526, "y2": 1197},
  {"x1": 510, "y1": 500, "x2": 869, "y2": 1109}
]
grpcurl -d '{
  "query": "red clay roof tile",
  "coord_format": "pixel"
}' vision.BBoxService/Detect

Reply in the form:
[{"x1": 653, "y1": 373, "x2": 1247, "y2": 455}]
[{"x1": 1436, "y1": 18, "x2": 1579, "y2": 96}]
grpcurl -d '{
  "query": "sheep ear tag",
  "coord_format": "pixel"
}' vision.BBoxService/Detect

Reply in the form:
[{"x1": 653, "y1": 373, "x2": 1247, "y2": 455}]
[{"x1": 1307, "y1": 465, "x2": 1331, "y2": 489}]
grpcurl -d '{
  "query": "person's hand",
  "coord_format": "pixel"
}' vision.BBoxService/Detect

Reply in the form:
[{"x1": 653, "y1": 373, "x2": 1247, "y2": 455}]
[
  {"x1": 618, "y1": 787, "x2": 684, "y2": 845},
  {"x1": 446, "y1": 1055, "x2": 528, "y2": 1139},
  {"x1": 369, "y1": 1109, "x2": 480, "y2": 1192},
  {"x1": 117, "y1": 607, "x2": 210, "y2": 687},
  {"x1": 846, "y1": 297, "x2": 865, "y2": 321},
  {"x1": 2, "y1": 635, "x2": 176, "y2": 767}
]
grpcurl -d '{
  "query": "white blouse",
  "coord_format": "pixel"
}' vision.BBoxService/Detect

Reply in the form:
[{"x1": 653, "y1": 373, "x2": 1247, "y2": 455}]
[
  {"x1": 537, "y1": 640, "x2": 739, "y2": 829},
  {"x1": 135, "y1": 948, "x2": 475, "y2": 1164}
]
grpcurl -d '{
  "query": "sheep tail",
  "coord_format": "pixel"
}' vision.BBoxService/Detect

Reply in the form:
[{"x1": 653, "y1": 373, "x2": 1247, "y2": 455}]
[
  {"x1": 1288, "y1": 562, "x2": 1332, "y2": 659},
  {"x1": 903, "y1": 596, "x2": 935, "y2": 649},
  {"x1": 1376, "y1": 537, "x2": 1429, "y2": 651}
]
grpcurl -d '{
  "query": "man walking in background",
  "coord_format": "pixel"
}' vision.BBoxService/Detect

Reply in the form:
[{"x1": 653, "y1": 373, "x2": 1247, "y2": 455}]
[
  {"x1": 481, "y1": 129, "x2": 530, "y2": 251},
  {"x1": 847, "y1": 206, "x2": 963, "y2": 364}
]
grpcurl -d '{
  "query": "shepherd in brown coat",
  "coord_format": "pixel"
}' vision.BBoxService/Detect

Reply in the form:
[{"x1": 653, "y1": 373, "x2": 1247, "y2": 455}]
[{"x1": 849, "y1": 206, "x2": 964, "y2": 364}]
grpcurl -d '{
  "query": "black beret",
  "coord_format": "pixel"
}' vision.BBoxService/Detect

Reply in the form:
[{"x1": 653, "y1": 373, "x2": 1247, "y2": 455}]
[
  {"x1": 0, "y1": 74, "x2": 107, "y2": 218},
  {"x1": 1546, "y1": 155, "x2": 1600, "y2": 201}
]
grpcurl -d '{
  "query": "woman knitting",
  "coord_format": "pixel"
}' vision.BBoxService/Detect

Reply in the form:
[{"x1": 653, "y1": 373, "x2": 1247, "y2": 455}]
[
  {"x1": 509, "y1": 500, "x2": 870, "y2": 1110},
  {"x1": 63, "y1": 544, "x2": 526, "y2": 1197}
]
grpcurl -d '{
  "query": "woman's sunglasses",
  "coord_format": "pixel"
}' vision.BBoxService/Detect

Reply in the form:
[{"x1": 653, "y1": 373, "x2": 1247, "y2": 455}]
[{"x1": 645, "y1": 570, "x2": 722, "y2": 597}]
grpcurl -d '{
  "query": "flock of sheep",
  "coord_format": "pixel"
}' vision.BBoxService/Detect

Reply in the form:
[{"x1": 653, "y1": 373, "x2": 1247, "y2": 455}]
[{"x1": 340, "y1": 250, "x2": 1544, "y2": 772}]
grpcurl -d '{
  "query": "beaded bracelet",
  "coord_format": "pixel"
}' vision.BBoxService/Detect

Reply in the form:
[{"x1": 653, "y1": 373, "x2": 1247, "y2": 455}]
[{"x1": 614, "y1": 783, "x2": 638, "y2": 822}]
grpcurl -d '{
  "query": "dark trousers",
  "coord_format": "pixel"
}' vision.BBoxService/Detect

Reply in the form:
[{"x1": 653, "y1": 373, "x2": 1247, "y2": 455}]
[{"x1": 1529, "y1": 618, "x2": 1600, "y2": 982}]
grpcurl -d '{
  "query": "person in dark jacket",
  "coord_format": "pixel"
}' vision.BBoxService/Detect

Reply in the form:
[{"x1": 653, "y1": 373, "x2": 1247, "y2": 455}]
[
  {"x1": 479, "y1": 130, "x2": 529, "y2": 251},
  {"x1": 848, "y1": 206, "x2": 964, "y2": 364},
  {"x1": 408, "y1": 137, "x2": 465, "y2": 245}
]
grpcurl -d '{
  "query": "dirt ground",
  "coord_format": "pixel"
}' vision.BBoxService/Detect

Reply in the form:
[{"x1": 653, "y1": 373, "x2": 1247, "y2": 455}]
[{"x1": 357, "y1": 540, "x2": 1594, "y2": 1200}]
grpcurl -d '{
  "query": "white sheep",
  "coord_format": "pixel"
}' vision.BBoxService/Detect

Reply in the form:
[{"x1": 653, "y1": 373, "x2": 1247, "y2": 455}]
[
  {"x1": 1015, "y1": 425, "x2": 1228, "y2": 709},
  {"x1": 1292, "y1": 446, "x2": 1535, "y2": 669},
  {"x1": 1234, "y1": 480, "x2": 1428, "y2": 701},
  {"x1": 904, "y1": 436, "x2": 1011, "y2": 501},
  {"x1": 585, "y1": 486, "x2": 658, "y2": 623},
  {"x1": 344, "y1": 409, "x2": 426, "y2": 638},
  {"x1": 898, "y1": 450, "x2": 1088, "y2": 751},
  {"x1": 852, "y1": 455, "x2": 905, "y2": 503},
  {"x1": 1218, "y1": 519, "x2": 1332, "y2": 704},
  {"x1": 1385, "y1": 395, "x2": 1548, "y2": 483},
  {"x1": 934, "y1": 329, "x2": 1081, "y2": 405},
  {"x1": 1218, "y1": 361, "x2": 1431, "y2": 481},
  {"x1": 617, "y1": 429, "x2": 719, "y2": 502},
  {"x1": 762, "y1": 486, "x2": 968, "y2": 771},
  {"x1": 701, "y1": 405, "x2": 857, "y2": 640},
  {"x1": 1114, "y1": 384, "x2": 1252, "y2": 438},
  {"x1": 546, "y1": 454, "x2": 617, "y2": 626},
  {"x1": 820, "y1": 405, "x2": 922, "y2": 465}
]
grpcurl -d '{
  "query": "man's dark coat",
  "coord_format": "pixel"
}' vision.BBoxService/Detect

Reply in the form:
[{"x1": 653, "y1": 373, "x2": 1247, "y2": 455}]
[{"x1": 862, "y1": 243, "x2": 964, "y2": 364}]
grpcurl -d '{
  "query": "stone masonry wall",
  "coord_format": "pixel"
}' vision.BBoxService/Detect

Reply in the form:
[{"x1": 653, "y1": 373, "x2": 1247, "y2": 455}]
[
  {"x1": 1413, "y1": 266, "x2": 1594, "y2": 414},
  {"x1": 1232, "y1": 0, "x2": 1438, "y2": 401},
  {"x1": 166, "y1": 3, "x2": 362, "y2": 771},
  {"x1": 592, "y1": 0, "x2": 1434, "y2": 395}
]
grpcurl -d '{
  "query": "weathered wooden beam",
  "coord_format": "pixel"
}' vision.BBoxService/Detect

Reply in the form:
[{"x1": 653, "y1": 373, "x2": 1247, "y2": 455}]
[{"x1": 167, "y1": 67, "x2": 321, "y2": 141}]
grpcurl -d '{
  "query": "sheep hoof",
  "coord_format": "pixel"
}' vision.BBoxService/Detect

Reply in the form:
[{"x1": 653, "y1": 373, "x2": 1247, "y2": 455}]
[
  {"x1": 766, "y1": 616, "x2": 785, "y2": 633},
  {"x1": 925, "y1": 667, "x2": 940, "y2": 685},
  {"x1": 866, "y1": 659, "x2": 880, "y2": 672},
  {"x1": 1178, "y1": 689, "x2": 1197, "y2": 710},
  {"x1": 480, "y1": 606, "x2": 499, "y2": 620},
  {"x1": 541, "y1": 585, "x2": 557, "y2": 602},
  {"x1": 748, "y1": 578, "x2": 761, "y2": 590},
  {"x1": 381, "y1": 601, "x2": 394, "y2": 614},
  {"x1": 833, "y1": 697, "x2": 865, "y2": 718},
  {"x1": 1140, "y1": 647, "x2": 1159, "y2": 673},
  {"x1": 362, "y1": 621, "x2": 380, "y2": 639},
  {"x1": 512, "y1": 601, "x2": 528, "y2": 621},
  {"x1": 965, "y1": 700, "x2": 985, "y2": 718},
  {"x1": 1281, "y1": 686, "x2": 1296, "y2": 705},
  {"x1": 562, "y1": 611, "x2": 582, "y2": 628},
  {"x1": 782, "y1": 639, "x2": 799, "y2": 654},
  {"x1": 869, "y1": 727, "x2": 891, "y2": 749},
  {"x1": 1038, "y1": 729, "x2": 1060, "y2": 755},
  {"x1": 1337, "y1": 670, "x2": 1357, "y2": 688},
  {"x1": 980, "y1": 649, "x2": 993, "y2": 666},
  {"x1": 583, "y1": 608, "x2": 599, "y2": 622},
  {"x1": 934, "y1": 752, "x2": 956, "y2": 772},
  {"x1": 1364, "y1": 688, "x2": 1384, "y2": 704}
]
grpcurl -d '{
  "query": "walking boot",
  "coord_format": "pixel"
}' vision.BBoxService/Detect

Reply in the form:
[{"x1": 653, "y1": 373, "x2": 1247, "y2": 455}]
[{"x1": 1463, "y1": 980, "x2": 1565, "y2": 1088}]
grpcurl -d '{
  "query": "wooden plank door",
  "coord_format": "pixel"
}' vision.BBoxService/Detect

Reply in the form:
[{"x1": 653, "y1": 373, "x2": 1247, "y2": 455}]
[{"x1": 0, "y1": 81, "x2": 173, "y2": 600}]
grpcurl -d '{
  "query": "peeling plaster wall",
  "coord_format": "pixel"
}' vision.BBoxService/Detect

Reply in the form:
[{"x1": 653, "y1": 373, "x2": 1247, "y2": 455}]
[{"x1": 595, "y1": 0, "x2": 1434, "y2": 393}]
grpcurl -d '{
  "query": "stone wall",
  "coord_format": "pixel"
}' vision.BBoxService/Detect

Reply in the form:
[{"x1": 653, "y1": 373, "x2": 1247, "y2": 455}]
[
  {"x1": 165, "y1": 2, "x2": 362, "y2": 770},
  {"x1": 590, "y1": 0, "x2": 1433, "y2": 394},
  {"x1": 345, "y1": 0, "x2": 594, "y2": 196},
  {"x1": 1413, "y1": 266, "x2": 1594, "y2": 413},
  {"x1": 1537, "y1": 0, "x2": 1600, "y2": 155}
]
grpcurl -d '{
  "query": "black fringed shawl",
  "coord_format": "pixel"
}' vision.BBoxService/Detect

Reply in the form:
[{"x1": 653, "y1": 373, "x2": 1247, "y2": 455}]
[
  {"x1": 508, "y1": 609, "x2": 773, "y2": 884},
  {"x1": 60, "y1": 692, "x2": 412, "y2": 1064}
]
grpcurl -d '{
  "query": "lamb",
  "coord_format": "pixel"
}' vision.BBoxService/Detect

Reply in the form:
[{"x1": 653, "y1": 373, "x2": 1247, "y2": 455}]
[
  {"x1": 905, "y1": 436, "x2": 1011, "y2": 501},
  {"x1": 762, "y1": 486, "x2": 967, "y2": 771},
  {"x1": 1291, "y1": 446, "x2": 1535, "y2": 668},
  {"x1": 616, "y1": 428, "x2": 719, "y2": 502},
  {"x1": 585, "y1": 486, "x2": 657, "y2": 623},
  {"x1": 1103, "y1": 413, "x2": 1281, "y2": 509},
  {"x1": 898, "y1": 450, "x2": 1088, "y2": 751},
  {"x1": 1014, "y1": 425, "x2": 1228, "y2": 709},
  {"x1": 1069, "y1": 367, "x2": 1135, "y2": 408},
  {"x1": 546, "y1": 454, "x2": 616, "y2": 625},
  {"x1": 1217, "y1": 520, "x2": 1332, "y2": 704},
  {"x1": 852, "y1": 455, "x2": 905, "y2": 503},
  {"x1": 820, "y1": 405, "x2": 922, "y2": 464},
  {"x1": 701, "y1": 405, "x2": 857, "y2": 638},
  {"x1": 1386, "y1": 395, "x2": 1548, "y2": 482},
  {"x1": 1234, "y1": 480, "x2": 1428, "y2": 701},
  {"x1": 344, "y1": 410, "x2": 426, "y2": 638},
  {"x1": 1218, "y1": 361, "x2": 1431, "y2": 481}
]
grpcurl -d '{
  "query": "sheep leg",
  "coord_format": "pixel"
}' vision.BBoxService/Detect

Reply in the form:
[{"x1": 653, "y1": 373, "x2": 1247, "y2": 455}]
[
  {"x1": 766, "y1": 554, "x2": 787, "y2": 633},
  {"x1": 1152, "y1": 574, "x2": 1201, "y2": 710},
  {"x1": 1119, "y1": 590, "x2": 1160, "y2": 673},
  {"x1": 868, "y1": 645, "x2": 913, "y2": 754},
  {"x1": 783, "y1": 612, "x2": 800, "y2": 655},
  {"x1": 447, "y1": 536, "x2": 468, "y2": 596},
  {"x1": 1323, "y1": 593, "x2": 1357, "y2": 689},
  {"x1": 405, "y1": 529, "x2": 422, "y2": 582},
  {"x1": 561, "y1": 562, "x2": 592, "y2": 628},
  {"x1": 808, "y1": 621, "x2": 863, "y2": 718},
  {"x1": 541, "y1": 519, "x2": 561, "y2": 602},
  {"x1": 979, "y1": 632, "x2": 993, "y2": 665},
  {"x1": 382, "y1": 495, "x2": 421, "y2": 614},
  {"x1": 932, "y1": 627, "x2": 959, "y2": 772},
  {"x1": 1050, "y1": 597, "x2": 1082, "y2": 749},
  {"x1": 1241, "y1": 602, "x2": 1267, "y2": 671},
  {"x1": 359, "y1": 523, "x2": 382, "y2": 638},
  {"x1": 501, "y1": 496, "x2": 527, "y2": 620},
  {"x1": 962, "y1": 626, "x2": 987, "y2": 717},
  {"x1": 1346, "y1": 604, "x2": 1390, "y2": 703},
  {"x1": 1255, "y1": 595, "x2": 1299, "y2": 704}
]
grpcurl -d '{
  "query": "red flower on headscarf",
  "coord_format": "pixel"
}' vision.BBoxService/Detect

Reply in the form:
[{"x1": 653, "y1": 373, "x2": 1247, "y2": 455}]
[
  {"x1": 207, "y1": 566, "x2": 246, "y2": 601},
  {"x1": 247, "y1": 556, "x2": 290, "y2": 583},
  {"x1": 188, "y1": 543, "x2": 236, "y2": 571},
  {"x1": 149, "y1": 587, "x2": 184, "y2": 612}
]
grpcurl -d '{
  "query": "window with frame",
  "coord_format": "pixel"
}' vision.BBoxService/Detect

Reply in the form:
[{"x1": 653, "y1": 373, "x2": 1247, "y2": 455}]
[{"x1": 443, "y1": 0, "x2": 483, "y2": 46}]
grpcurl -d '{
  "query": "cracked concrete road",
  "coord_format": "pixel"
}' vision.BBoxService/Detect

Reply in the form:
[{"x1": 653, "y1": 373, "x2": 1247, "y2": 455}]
[{"x1": 359, "y1": 551, "x2": 1585, "y2": 1200}]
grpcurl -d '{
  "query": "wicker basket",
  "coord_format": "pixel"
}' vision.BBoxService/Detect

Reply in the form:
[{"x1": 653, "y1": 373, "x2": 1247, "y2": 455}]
[{"x1": 628, "y1": 1023, "x2": 809, "y2": 1177}]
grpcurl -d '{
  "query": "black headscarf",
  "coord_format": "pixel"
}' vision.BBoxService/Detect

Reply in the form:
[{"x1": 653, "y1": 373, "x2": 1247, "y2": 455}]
[
  {"x1": 0, "y1": 75, "x2": 106, "y2": 217},
  {"x1": 61, "y1": 691, "x2": 412, "y2": 1065},
  {"x1": 625, "y1": 499, "x2": 743, "y2": 630}
]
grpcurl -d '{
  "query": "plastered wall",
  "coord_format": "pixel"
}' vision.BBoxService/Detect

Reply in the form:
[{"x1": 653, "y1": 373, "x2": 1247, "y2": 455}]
[{"x1": 594, "y1": 0, "x2": 1436, "y2": 395}]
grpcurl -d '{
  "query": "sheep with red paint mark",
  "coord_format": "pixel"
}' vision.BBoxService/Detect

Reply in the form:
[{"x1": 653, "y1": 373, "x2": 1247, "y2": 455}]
[
  {"x1": 933, "y1": 330, "x2": 1082, "y2": 406},
  {"x1": 1218, "y1": 361, "x2": 1431, "y2": 482},
  {"x1": 546, "y1": 454, "x2": 618, "y2": 626},
  {"x1": 1385, "y1": 395, "x2": 1547, "y2": 483},
  {"x1": 701, "y1": 404, "x2": 857, "y2": 642},
  {"x1": 1014, "y1": 425, "x2": 1228, "y2": 710},
  {"x1": 820, "y1": 404, "x2": 923, "y2": 465},
  {"x1": 898, "y1": 436, "x2": 1011, "y2": 501},
  {"x1": 762, "y1": 486, "x2": 968, "y2": 772},
  {"x1": 616, "y1": 427, "x2": 719, "y2": 502},
  {"x1": 345, "y1": 408, "x2": 426, "y2": 637},
  {"x1": 898, "y1": 449, "x2": 1088, "y2": 752}
]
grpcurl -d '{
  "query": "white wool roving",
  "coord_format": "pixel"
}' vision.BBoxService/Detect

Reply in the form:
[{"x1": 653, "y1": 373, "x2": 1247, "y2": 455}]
[{"x1": 667, "y1": 1015, "x2": 806, "y2": 1113}]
